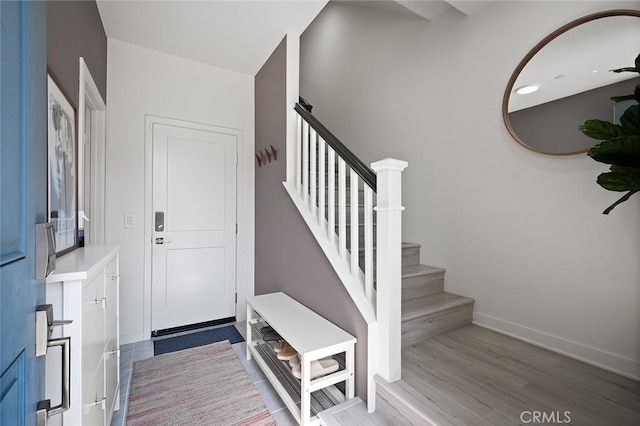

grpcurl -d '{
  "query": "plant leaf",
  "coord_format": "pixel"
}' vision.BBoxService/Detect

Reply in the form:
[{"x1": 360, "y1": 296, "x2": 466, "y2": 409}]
[
  {"x1": 611, "y1": 67, "x2": 639, "y2": 74},
  {"x1": 611, "y1": 94, "x2": 635, "y2": 102},
  {"x1": 636, "y1": 84, "x2": 640, "y2": 104},
  {"x1": 587, "y1": 135, "x2": 640, "y2": 167},
  {"x1": 579, "y1": 119, "x2": 624, "y2": 140},
  {"x1": 610, "y1": 164, "x2": 640, "y2": 176},
  {"x1": 620, "y1": 105, "x2": 640, "y2": 135},
  {"x1": 597, "y1": 171, "x2": 640, "y2": 192}
]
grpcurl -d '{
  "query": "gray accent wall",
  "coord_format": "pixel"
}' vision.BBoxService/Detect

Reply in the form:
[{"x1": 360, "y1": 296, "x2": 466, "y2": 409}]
[
  {"x1": 48, "y1": 0, "x2": 107, "y2": 107},
  {"x1": 254, "y1": 37, "x2": 368, "y2": 398}
]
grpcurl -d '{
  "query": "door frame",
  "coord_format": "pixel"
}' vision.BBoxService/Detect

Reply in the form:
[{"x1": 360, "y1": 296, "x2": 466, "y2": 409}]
[
  {"x1": 143, "y1": 115, "x2": 250, "y2": 339},
  {"x1": 78, "y1": 57, "x2": 106, "y2": 244}
]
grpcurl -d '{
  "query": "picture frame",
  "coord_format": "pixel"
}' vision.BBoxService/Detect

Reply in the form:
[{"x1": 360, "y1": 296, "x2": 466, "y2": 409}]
[{"x1": 47, "y1": 73, "x2": 78, "y2": 255}]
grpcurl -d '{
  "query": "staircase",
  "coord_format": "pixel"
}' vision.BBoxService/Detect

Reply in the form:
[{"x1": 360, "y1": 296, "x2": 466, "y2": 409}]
[
  {"x1": 286, "y1": 98, "x2": 476, "y2": 421},
  {"x1": 400, "y1": 244, "x2": 474, "y2": 348},
  {"x1": 319, "y1": 242, "x2": 475, "y2": 425},
  {"x1": 374, "y1": 243, "x2": 475, "y2": 425}
]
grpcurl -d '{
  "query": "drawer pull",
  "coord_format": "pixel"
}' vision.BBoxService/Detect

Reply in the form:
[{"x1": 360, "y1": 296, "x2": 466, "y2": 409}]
[
  {"x1": 106, "y1": 348, "x2": 120, "y2": 357},
  {"x1": 89, "y1": 397, "x2": 106, "y2": 410},
  {"x1": 90, "y1": 298, "x2": 106, "y2": 309}
]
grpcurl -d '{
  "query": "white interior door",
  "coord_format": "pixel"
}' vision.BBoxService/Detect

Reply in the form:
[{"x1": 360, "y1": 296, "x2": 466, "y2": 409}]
[{"x1": 151, "y1": 123, "x2": 237, "y2": 331}]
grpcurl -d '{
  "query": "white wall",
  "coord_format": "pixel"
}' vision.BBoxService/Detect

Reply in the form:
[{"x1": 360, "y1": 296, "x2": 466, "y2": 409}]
[
  {"x1": 106, "y1": 39, "x2": 254, "y2": 344},
  {"x1": 301, "y1": 1, "x2": 640, "y2": 378}
]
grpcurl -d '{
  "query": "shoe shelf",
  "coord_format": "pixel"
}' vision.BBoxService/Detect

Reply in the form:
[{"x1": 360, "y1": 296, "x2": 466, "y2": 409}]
[
  {"x1": 252, "y1": 343, "x2": 338, "y2": 416},
  {"x1": 246, "y1": 292, "x2": 357, "y2": 426}
]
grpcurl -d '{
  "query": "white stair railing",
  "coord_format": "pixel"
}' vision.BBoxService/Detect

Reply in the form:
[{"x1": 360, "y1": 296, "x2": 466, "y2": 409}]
[{"x1": 283, "y1": 101, "x2": 407, "y2": 402}]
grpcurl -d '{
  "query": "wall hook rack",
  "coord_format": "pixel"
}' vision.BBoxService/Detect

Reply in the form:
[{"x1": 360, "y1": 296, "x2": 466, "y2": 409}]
[{"x1": 256, "y1": 145, "x2": 278, "y2": 167}]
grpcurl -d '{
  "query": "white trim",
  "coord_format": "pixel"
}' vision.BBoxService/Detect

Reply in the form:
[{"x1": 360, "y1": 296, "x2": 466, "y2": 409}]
[
  {"x1": 367, "y1": 323, "x2": 378, "y2": 413},
  {"x1": 285, "y1": 33, "x2": 300, "y2": 186},
  {"x1": 143, "y1": 115, "x2": 251, "y2": 339},
  {"x1": 78, "y1": 57, "x2": 107, "y2": 244},
  {"x1": 473, "y1": 311, "x2": 640, "y2": 380}
]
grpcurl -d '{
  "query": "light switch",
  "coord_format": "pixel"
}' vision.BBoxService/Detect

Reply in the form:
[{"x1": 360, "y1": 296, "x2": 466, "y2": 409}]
[{"x1": 124, "y1": 214, "x2": 136, "y2": 229}]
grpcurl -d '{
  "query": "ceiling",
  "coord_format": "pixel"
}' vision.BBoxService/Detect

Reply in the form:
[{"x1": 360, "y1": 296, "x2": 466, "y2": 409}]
[
  {"x1": 96, "y1": 0, "x2": 493, "y2": 77},
  {"x1": 96, "y1": 0, "x2": 637, "y2": 108},
  {"x1": 96, "y1": 0, "x2": 329, "y2": 76},
  {"x1": 338, "y1": 0, "x2": 491, "y2": 20}
]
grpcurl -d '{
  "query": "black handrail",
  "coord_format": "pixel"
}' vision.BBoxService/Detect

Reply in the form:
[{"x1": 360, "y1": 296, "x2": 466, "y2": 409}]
[
  {"x1": 299, "y1": 96, "x2": 313, "y2": 113},
  {"x1": 294, "y1": 103, "x2": 377, "y2": 192}
]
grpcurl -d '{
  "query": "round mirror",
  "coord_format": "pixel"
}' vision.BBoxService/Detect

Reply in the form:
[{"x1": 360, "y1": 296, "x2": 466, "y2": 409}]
[{"x1": 503, "y1": 10, "x2": 640, "y2": 155}]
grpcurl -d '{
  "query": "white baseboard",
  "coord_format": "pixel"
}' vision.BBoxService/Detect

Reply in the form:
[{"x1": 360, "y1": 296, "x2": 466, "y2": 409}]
[{"x1": 473, "y1": 311, "x2": 640, "y2": 381}]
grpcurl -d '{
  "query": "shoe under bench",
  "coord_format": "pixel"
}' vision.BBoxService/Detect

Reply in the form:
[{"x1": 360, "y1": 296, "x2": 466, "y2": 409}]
[{"x1": 246, "y1": 292, "x2": 357, "y2": 426}]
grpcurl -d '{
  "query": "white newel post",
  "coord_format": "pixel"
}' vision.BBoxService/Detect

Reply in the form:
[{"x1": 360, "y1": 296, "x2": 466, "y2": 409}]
[{"x1": 372, "y1": 158, "x2": 408, "y2": 382}]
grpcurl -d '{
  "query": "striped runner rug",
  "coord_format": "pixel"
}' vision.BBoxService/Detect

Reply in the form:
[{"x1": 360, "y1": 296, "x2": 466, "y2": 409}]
[{"x1": 127, "y1": 340, "x2": 276, "y2": 425}]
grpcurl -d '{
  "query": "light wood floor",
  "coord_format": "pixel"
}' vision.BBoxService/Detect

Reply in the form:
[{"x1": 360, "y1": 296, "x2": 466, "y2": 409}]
[{"x1": 401, "y1": 325, "x2": 640, "y2": 425}]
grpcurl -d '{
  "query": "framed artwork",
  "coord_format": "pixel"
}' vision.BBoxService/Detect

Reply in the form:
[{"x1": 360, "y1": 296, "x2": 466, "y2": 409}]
[{"x1": 47, "y1": 74, "x2": 77, "y2": 255}]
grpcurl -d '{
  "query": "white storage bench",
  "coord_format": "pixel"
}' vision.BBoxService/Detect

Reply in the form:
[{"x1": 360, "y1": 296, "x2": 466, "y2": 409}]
[{"x1": 246, "y1": 292, "x2": 356, "y2": 426}]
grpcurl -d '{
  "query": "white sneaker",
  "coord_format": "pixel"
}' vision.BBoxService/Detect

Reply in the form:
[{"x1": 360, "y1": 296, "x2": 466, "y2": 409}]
[
  {"x1": 289, "y1": 354, "x2": 300, "y2": 368},
  {"x1": 292, "y1": 358, "x2": 339, "y2": 380},
  {"x1": 273, "y1": 340, "x2": 289, "y2": 354},
  {"x1": 276, "y1": 345, "x2": 298, "y2": 361}
]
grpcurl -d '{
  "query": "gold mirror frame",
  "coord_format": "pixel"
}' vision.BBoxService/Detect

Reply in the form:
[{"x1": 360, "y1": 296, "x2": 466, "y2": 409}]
[{"x1": 502, "y1": 9, "x2": 640, "y2": 156}]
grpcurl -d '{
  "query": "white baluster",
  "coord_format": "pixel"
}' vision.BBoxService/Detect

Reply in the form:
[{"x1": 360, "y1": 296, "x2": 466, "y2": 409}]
[
  {"x1": 302, "y1": 120, "x2": 309, "y2": 203},
  {"x1": 328, "y1": 148, "x2": 336, "y2": 246},
  {"x1": 364, "y1": 186, "x2": 374, "y2": 303},
  {"x1": 295, "y1": 113, "x2": 302, "y2": 191},
  {"x1": 338, "y1": 158, "x2": 347, "y2": 261},
  {"x1": 372, "y1": 158, "x2": 408, "y2": 383},
  {"x1": 318, "y1": 137, "x2": 326, "y2": 230},
  {"x1": 350, "y1": 169, "x2": 359, "y2": 278},
  {"x1": 310, "y1": 128, "x2": 317, "y2": 217}
]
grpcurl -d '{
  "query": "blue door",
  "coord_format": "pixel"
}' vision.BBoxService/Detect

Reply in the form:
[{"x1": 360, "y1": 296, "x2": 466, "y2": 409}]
[{"x1": 1, "y1": 1, "x2": 47, "y2": 424}]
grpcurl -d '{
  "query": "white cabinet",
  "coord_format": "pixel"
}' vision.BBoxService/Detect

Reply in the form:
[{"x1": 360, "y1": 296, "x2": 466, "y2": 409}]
[
  {"x1": 46, "y1": 245, "x2": 120, "y2": 426},
  {"x1": 246, "y1": 292, "x2": 356, "y2": 426}
]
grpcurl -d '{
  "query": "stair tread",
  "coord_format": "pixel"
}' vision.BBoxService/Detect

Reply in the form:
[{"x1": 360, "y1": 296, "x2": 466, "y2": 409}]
[
  {"x1": 358, "y1": 242, "x2": 421, "y2": 253},
  {"x1": 376, "y1": 377, "x2": 456, "y2": 426},
  {"x1": 402, "y1": 292, "x2": 474, "y2": 321},
  {"x1": 402, "y1": 264, "x2": 445, "y2": 278},
  {"x1": 402, "y1": 242, "x2": 421, "y2": 249}
]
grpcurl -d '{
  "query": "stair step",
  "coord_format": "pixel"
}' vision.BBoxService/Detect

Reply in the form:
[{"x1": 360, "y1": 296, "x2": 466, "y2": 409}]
[
  {"x1": 317, "y1": 397, "x2": 390, "y2": 425},
  {"x1": 401, "y1": 292, "x2": 474, "y2": 346},
  {"x1": 401, "y1": 242, "x2": 420, "y2": 268},
  {"x1": 402, "y1": 265, "x2": 445, "y2": 300},
  {"x1": 375, "y1": 376, "x2": 453, "y2": 426},
  {"x1": 356, "y1": 242, "x2": 420, "y2": 272}
]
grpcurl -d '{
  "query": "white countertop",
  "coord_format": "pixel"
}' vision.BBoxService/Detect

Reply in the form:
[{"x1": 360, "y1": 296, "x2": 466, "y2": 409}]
[
  {"x1": 247, "y1": 292, "x2": 356, "y2": 355},
  {"x1": 46, "y1": 244, "x2": 120, "y2": 283}
]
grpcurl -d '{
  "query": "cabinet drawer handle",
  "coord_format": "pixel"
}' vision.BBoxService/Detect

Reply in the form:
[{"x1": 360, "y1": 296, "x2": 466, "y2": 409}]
[
  {"x1": 89, "y1": 397, "x2": 106, "y2": 410},
  {"x1": 90, "y1": 298, "x2": 106, "y2": 309},
  {"x1": 106, "y1": 348, "x2": 120, "y2": 357}
]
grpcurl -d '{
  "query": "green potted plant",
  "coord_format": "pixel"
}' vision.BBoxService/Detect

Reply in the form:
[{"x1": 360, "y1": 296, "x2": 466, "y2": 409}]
[{"x1": 579, "y1": 53, "x2": 640, "y2": 214}]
